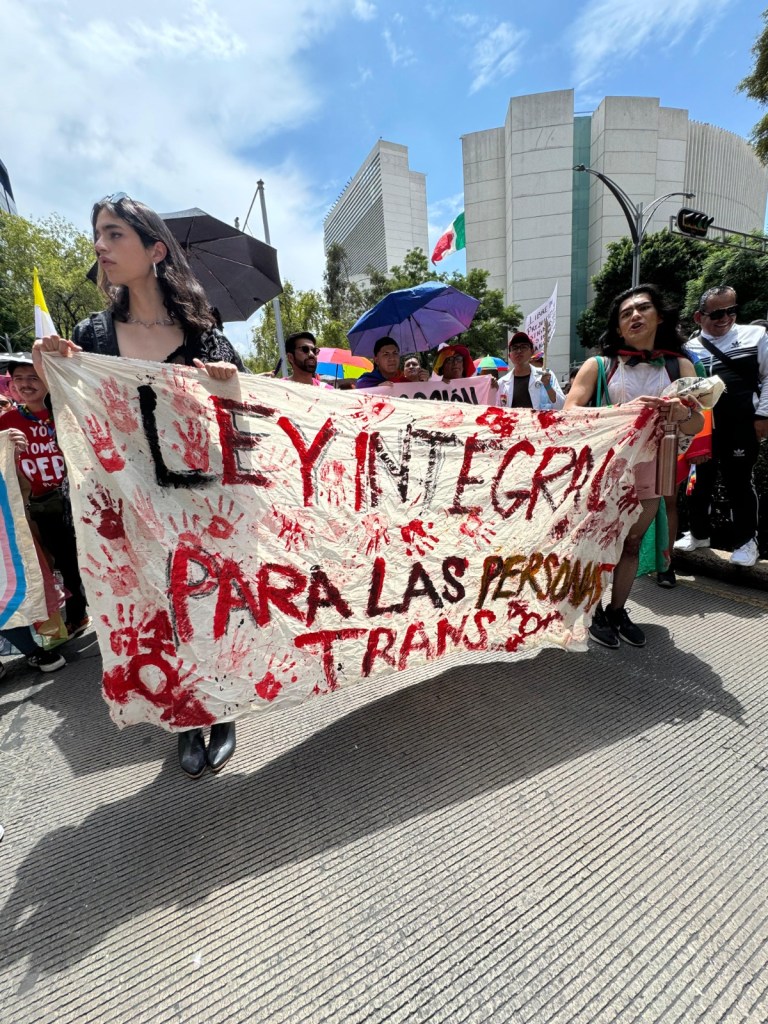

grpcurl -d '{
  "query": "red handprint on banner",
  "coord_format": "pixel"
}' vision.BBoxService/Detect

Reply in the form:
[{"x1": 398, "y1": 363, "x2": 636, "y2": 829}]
[
  {"x1": 267, "y1": 506, "x2": 309, "y2": 553},
  {"x1": 96, "y1": 378, "x2": 139, "y2": 433},
  {"x1": 168, "y1": 509, "x2": 203, "y2": 544},
  {"x1": 361, "y1": 513, "x2": 391, "y2": 555},
  {"x1": 104, "y1": 603, "x2": 176, "y2": 659},
  {"x1": 400, "y1": 519, "x2": 439, "y2": 557},
  {"x1": 476, "y1": 406, "x2": 517, "y2": 438},
  {"x1": 171, "y1": 418, "x2": 210, "y2": 472},
  {"x1": 254, "y1": 654, "x2": 300, "y2": 702},
  {"x1": 202, "y1": 495, "x2": 244, "y2": 540},
  {"x1": 320, "y1": 460, "x2": 347, "y2": 507},
  {"x1": 132, "y1": 488, "x2": 166, "y2": 541},
  {"x1": 459, "y1": 511, "x2": 497, "y2": 548},
  {"x1": 83, "y1": 483, "x2": 126, "y2": 540},
  {"x1": 84, "y1": 544, "x2": 140, "y2": 597},
  {"x1": 169, "y1": 369, "x2": 203, "y2": 418},
  {"x1": 84, "y1": 415, "x2": 125, "y2": 473}
]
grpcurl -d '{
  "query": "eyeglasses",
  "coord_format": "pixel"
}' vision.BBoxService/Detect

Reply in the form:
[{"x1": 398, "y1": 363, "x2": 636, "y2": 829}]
[
  {"x1": 0, "y1": 398, "x2": 11, "y2": 407},
  {"x1": 509, "y1": 343, "x2": 532, "y2": 352},
  {"x1": 703, "y1": 304, "x2": 738, "y2": 322},
  {"x1": 100, "y1": 192, "x2": 131, "y2": 205},
  {"x1": 297, "y1": 345, "x2": 318, "y2": 355}
]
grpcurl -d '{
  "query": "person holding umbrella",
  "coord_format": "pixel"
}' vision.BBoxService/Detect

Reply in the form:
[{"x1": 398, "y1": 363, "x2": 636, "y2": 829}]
[{"x1": 33, "y1": 194, "x2": 243, "y2": 779}]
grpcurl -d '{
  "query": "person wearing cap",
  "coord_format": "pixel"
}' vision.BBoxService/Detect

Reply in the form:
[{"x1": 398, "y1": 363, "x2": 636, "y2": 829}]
[
  {"x1": 356, "y1": 337, "x2": 428, "y2": 388},
  {"x1": 0, "y1": 356, "x2": 90, "y2": 640},
  {"x1": 284, "y1": 331, "x2": 332, "y2": 388},
  {"x1": 497, "y1": 332, "x2": 565, "y2": 410},
  {"x1": 432, "y1": 343, "x2": 475, "y2": 383}
]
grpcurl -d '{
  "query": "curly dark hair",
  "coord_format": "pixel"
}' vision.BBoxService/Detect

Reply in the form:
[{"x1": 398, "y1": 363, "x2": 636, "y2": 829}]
[
  {"x1": 91, "y1": 196, "x2": 215, "y2": 339},
  {"x1": 600, "y1": 284, "x2": 686, "y2": 356}
]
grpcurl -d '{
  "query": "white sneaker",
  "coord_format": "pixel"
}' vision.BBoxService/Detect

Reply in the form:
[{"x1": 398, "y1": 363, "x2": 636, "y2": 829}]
[
  {"x1": 730, "y1": 539, "x2": 759, "y2": 567},
  {"x1": 674, "y1": 532, "x2": 710, "y2": 553}
]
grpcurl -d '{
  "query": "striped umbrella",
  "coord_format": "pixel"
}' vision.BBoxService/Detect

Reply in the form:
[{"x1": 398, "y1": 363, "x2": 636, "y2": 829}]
[
  {"x1": 316, "y1": 347, "x2": 373, "y2": 381},
  {"x1": 474, "y1": 355, "x2": 508, "y2": 374}
]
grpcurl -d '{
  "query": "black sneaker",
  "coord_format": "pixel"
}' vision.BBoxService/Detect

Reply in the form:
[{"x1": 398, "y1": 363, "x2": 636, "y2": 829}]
[
  {"x1": 27, "y1": 650, "x2": 66, "y2": 673},
  {"x1": 607, "y1": 605, "x2": 646, "y2": 647},
  {"x1": 588, "y1": 604, "x2": 620, "y2": 649},
  {"x1": 656, "y1": 566, "x2": 676, "y2": 589}
]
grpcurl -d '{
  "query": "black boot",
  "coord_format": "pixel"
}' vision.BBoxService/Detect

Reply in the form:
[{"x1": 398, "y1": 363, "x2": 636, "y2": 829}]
[
  {"x1": 207, "y1": 722, "x2": 236, "y2": 774},
  {"x1": 178, "y1": 729, "x2": 206, "y2": 778}
]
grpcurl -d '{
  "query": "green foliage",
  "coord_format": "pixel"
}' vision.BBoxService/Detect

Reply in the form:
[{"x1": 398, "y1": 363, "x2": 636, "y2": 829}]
[
  {"x1": 738, "y1": 9, "x2": 768, "y2": 163},
  {"x1": 684, "y1": 235, "x2": 768, "y2": 321},
  {"x1": 0, "y1": 212, "x2": 101, "y2": 349},
  {"x1": 323, "y1": 242, "x2": 364, "y2": 327},
  {"x1": 577, "y1": 231, "x2": 709, "y2": 349},
  {"x1": 248, "y1": 282, "x2": 329, "y2": 372}
]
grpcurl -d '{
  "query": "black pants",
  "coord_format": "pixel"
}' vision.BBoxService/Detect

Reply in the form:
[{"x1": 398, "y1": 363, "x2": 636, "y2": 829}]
[
  {"x1": 28, "y1": 492, "x2": 88, "y2": 627},
  {"x1": 687, "y1": 413, "x2": 760, "y2": 549}
]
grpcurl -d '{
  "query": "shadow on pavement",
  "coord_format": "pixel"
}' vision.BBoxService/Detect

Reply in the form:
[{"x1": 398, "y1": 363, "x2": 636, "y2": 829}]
[{"x1": 0, "y1": 623, "x2": 743, "y2": 979}]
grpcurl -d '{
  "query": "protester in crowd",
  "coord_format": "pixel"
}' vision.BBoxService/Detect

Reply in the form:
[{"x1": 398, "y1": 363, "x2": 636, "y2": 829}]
[
  {"x1": 357, "y1": 338, "x2": 406, "y2": 387},
  {"x1": 284, "y1": 331, "x2": 332, "y2": 388},
  {"x1": 33, "y1": 194, "x2": 243, "y2": 779},
  {"x1": 497, "y1": 332, "x2": 565, "y2": 410},
  {"x1": 402, "y1": 356, "x2": 423, "y2": 382},
  {"x1": 565, "y1": 284, "x2": 703, "y2": 649},
  {"x1": 432, "y1": 343, "x2": 474, "y2": 383},
  {"x1": 563, "y1": 365, "x2": 580, "y2": 396},
  {"x1": 0, "y1": 426, "x2": 68, "y2": 679},
  {"x1": 0, "y1": 356, "x2": 90, "y2": 640},
  {"x1": 676, "y1": 286, "x2": 768, "y2": 568}
]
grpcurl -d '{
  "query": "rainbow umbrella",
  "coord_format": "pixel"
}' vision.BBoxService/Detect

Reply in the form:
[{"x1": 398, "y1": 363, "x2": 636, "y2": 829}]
[
  {"x1": 474, "y1": 355, "x2": 508, "y2": 374},
  {"x1": 316, "y1": 347, "x2": 373, "y2": 381}
]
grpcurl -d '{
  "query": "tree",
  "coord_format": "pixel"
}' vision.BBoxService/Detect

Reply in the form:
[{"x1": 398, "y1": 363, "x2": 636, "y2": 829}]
[
  {"x1": 246, "y1": 282, "x2": 328, "y2": 372},
  {"x1": 0, "y1": 212, "x2": 101, "y2": 348},
  {"x1": 577, "y1": 230, "x2": 710, "y2": 349},
  {"x1": 739, "y1": 9, "x2": 768, "y2": 164},
  {"x1": 684, "y1": 234, "x2": 768, "y2": 321}
]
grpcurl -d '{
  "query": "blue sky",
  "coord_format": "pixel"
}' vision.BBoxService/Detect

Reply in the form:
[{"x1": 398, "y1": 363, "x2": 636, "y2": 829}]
[{"x1": 2, "y1": 0, "x2": 765, "y2": 343}]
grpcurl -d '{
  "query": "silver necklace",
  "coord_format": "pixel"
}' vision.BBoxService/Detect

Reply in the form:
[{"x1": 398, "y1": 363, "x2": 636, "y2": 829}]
[{"x1": 126, "y1": 312, "x2": 175, "y2": 329}]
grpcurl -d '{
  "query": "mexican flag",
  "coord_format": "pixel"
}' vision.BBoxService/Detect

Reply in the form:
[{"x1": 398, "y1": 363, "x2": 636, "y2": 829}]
[
  {"x1": 431, "y1": 211, "x2": 465, "y2": 264},
  {"x1": 33, "y1": 268, "x2": 57, "y2": 337}
]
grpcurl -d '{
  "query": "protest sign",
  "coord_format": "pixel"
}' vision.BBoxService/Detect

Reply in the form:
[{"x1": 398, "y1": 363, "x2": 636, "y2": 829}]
[
  {"x1": 0, "y1": 432, "x2": 48, "y2": 629},
  {"x1": 524, "y1": 284, "x2": 558, "y2": 354},
  {"x1": 45, "y1": 352, "x2": 659, "y2": 732},
  {"x1": 368, "y1": 375, "x2": 496, "y2": 405}
]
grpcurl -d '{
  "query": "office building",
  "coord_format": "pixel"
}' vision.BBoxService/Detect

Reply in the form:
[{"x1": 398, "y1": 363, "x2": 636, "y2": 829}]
[
  {"x1": 463, "y1": 91, "x2": 768, "y2": 371},
  {"x1": 324, "y1": 140, "x2": 428, "y2": 283}
]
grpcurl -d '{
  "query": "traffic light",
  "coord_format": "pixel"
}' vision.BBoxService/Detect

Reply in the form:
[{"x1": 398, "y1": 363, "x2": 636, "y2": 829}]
[{"x1": 677, "y1": 208, "x2": 714, "y2": 238}]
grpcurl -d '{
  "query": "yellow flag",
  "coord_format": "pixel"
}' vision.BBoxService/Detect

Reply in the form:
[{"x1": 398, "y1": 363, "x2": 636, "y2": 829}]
[{"x1": 33, "y1": 268, "x2": 57, "y2": 338}]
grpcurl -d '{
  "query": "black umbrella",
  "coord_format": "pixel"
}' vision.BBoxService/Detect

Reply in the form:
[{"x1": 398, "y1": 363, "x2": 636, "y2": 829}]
[{"x1": 88, "y1": 207, "x2": 282, "y2": 323}]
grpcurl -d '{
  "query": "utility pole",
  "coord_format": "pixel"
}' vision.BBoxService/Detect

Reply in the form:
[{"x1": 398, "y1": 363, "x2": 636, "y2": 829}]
[
  {"x1": 243, "y1": 180, "x2": 288, "y2": 377},
  {"x1": 574, "y1": 165, "x2": 695, "y2": 287}
]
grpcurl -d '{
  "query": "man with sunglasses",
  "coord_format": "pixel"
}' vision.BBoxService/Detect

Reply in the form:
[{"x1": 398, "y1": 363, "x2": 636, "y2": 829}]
[
  {"x1": 285, "y1": 332, "x2": 332, "y2": 388},
  {"x1": 678, "y1": 286, "x2": 768, "y2": 567}
]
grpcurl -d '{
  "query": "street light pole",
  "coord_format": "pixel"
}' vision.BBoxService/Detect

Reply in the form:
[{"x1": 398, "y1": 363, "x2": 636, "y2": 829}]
[{"x1": 573, "y1": 165, "x2": 694, "y2": 287}]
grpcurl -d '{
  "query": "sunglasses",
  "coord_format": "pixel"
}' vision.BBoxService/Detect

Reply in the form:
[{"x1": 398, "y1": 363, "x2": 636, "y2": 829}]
[
  {"x1": 703, "y1": 304, "x2": 738, "y2": 322},
  {"x1": 297, "y1": 345, "x2": 318, "y2": 355},
  {"x1": 100, "y1": 192, "x2": 131, "y2": 205}
]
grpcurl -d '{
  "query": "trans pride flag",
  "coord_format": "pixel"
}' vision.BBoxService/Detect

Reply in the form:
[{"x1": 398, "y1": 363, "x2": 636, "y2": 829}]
[{"x1": 0, "y1": 433, "x2": 48, "y2": 629}]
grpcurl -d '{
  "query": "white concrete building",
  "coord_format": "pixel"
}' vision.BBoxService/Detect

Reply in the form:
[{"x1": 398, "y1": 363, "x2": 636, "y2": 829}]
[
  {"x1": 324, "y1": 140, "x2": 428, "y2": 284},
  {"x1": 463, "y1": 91, "x2": 768, "y2": 373}
]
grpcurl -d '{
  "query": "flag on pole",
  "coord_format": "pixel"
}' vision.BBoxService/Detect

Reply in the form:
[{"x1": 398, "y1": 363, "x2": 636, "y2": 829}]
[
  {"x1": 33, "y1": 268, "x2": 57, "y2": 338},
  {"x1": 431, "y1": 212, "x2": 466, "y2": 264}
]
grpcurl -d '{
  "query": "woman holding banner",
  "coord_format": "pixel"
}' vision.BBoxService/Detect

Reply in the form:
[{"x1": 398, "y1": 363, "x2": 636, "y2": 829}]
[
  {"x1": 33, "y1": 195, "x2": 243, "y2": 779},
  {"x1": 564, "y1": 285, "x2": 703, "y2": 650}
]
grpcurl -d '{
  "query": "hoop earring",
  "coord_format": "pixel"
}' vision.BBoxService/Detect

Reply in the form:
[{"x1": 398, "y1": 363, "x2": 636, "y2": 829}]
[{"x1": 152, "y1": 262, "x2": 158, "y2": 279}]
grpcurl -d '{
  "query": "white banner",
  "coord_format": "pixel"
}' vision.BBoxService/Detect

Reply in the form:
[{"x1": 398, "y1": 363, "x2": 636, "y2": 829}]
[
  {"x1": 368, "y1": 374, "x2": 497, "y2": 406},
  {"x1": 524, "y1": 283, "x2": 558, "y2": 352},
  {"x1": 45, "y1": 353, "x2": 659, "y2": 732},
  {"x1": 0, "y1": 433, "x2": 49, "y2": 629}
]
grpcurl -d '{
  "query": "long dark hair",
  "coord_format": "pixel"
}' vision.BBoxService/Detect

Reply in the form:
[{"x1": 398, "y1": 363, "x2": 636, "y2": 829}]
[
  {"x1": 600, "y1": 284, "x2": 686, "y2": 356},
  {"x1": 91, "y1": 197, "x2": 214, "y2": 338}
]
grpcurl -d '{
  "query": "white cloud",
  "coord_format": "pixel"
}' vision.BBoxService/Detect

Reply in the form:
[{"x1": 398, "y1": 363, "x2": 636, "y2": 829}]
[
  {"x1": 469, "y1": 21, "x2": 527, "y2": 94},
  {"x1": 571, "y1": 0, "x2": 724, "y2": 90},
  {"x1": 1, "y1": 0, "x2": 356, "y2": 297},
  {"x1": 352, "y1": 0, "x2": 376, "y2": 20},
  {"x1": 383, "y1": 27, "x2": 416, "y2": 66}
]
